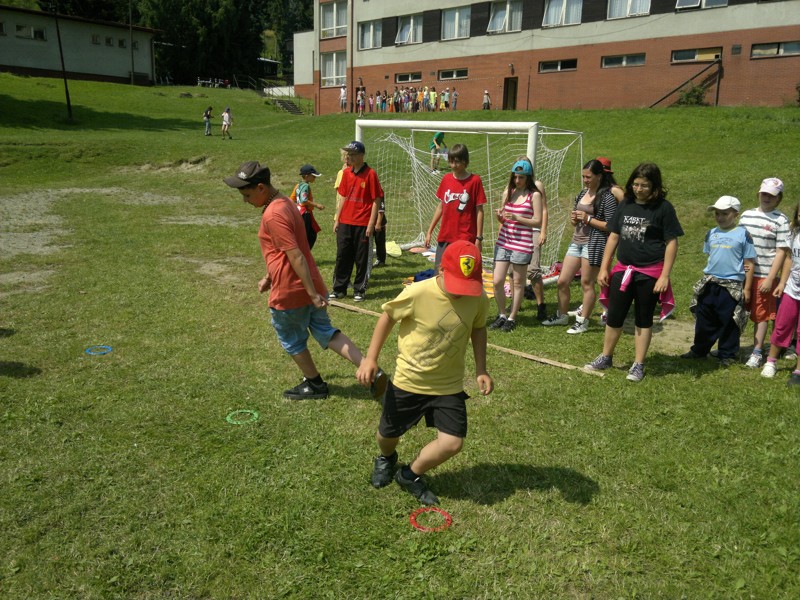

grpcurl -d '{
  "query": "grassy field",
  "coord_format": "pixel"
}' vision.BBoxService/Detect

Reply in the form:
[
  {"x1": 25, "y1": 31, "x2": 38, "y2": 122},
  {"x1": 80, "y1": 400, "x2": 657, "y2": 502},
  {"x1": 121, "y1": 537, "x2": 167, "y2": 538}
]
[{"x1": 1, "y1": 72, "x2": 800, "y2": 598}]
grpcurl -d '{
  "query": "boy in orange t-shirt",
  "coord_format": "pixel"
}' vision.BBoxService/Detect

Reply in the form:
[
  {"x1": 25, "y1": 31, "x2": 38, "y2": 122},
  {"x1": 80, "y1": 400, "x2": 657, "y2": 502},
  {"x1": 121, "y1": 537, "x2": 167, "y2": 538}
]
[{"x1": 225, "y1": 160, "x2": 385, "y2": 401}]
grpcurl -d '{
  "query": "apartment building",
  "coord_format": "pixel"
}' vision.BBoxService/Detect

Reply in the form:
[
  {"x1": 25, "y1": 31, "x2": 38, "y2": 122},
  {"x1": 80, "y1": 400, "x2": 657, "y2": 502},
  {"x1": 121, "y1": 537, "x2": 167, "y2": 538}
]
[{"x1": 294, "y1": 0, "x2": 800, "y2": 114}]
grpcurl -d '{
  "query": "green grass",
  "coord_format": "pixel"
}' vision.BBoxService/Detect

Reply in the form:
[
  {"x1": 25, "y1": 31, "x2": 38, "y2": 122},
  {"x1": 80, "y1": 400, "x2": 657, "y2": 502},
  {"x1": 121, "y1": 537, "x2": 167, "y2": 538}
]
[{"x1": 2, "y1": 72, "x2": 800, "y2": 598}]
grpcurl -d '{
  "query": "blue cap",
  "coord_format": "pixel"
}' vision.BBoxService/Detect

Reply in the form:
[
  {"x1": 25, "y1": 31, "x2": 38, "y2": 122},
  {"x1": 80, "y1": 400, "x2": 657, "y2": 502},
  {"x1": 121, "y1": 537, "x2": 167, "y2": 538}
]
[
  {"x1": 342, "y1": 140, "x2": 366, "y2": 154},
  {"x1": 511, "y1": 159, "x2": 533, "y2": 175}
]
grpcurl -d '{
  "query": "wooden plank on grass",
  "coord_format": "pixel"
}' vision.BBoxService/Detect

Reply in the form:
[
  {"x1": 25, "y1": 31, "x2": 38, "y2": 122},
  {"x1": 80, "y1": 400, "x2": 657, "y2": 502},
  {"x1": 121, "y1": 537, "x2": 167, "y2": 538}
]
[{"x1": 329, "y1": 300, "x2": 602, "y2": 377}]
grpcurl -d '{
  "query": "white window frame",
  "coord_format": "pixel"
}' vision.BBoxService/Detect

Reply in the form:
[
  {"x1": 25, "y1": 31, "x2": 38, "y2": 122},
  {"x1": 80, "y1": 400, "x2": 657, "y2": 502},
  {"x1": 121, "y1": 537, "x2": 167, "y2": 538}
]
[
  {"x1": 675, "y1": 0, "x2": 727, "y2": 9},
  {"x1": 671, "y1": 47, "x2": 721, "y2": 63},
  {"x1": 439, "y1": 68, "x2": 469, "y2": 80},
  {"x1": 542, "y1": 0, "x2": 583, "y2": 28},
  {"x1": 395, "y1": 14, "x2": 423, "y2": 45},
  {"x1": 321, "y1": 1, "x2": 347, "y2": 39},
  {"x1": 395, "y1": 71, "x2": 422, "y2": 84},
  {"x1": 359, "y1": 20, "x2": 382, "y2": 50},
  {"x1": 601, "y1": 53, "x2": 646, "y2": 68},
  {"x1": 442, "y1": 6, "x2": 471, "y2": 40},
  {"x1": 539, "y1": 58, "x2": 578, "y2": 73},
  {"x1": 321, "y1": 51, "x2": 346, "y2": 87},
  {"x1": 608, "y1": 0, "x2": 651, "y2": 19},
  {"x1": 751, "y1": 41, "x2": 800, "y2": 58},
  {"x1": 487, "y1": 1, "x2": 523, "y2": 34}
]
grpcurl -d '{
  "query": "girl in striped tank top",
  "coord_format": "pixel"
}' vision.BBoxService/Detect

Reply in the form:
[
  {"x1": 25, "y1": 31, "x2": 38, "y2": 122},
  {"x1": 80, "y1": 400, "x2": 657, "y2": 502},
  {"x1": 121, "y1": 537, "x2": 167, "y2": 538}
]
[{"x1": 489, "y1": 159, "x2": 544, "y2": 332}]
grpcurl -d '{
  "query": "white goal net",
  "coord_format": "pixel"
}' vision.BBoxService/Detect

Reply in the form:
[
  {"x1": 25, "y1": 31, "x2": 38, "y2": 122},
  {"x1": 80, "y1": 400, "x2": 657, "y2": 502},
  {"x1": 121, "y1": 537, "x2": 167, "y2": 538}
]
[{"x1": 357, "y1": 119, "x2": 583, "y2": 274}]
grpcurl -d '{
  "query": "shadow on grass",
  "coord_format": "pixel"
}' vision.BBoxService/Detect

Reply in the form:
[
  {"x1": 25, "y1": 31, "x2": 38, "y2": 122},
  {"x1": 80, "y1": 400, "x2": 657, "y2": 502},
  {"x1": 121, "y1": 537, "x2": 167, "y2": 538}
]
[
  {"x1": 0, "y1": 328, "x2": 16, "y2": 338},
  {"x1": 0, "y1": 361, "x2": 42, "y2": 378},
  {"x1": 648, "y1": 350, "x2": 724, "y2": 376},
  {"x1": 0, "y1": 94, "x2": 196, "y2": 131},
  {"x1": 432, "y1": 463, "x2": 599, "y2": 506}
]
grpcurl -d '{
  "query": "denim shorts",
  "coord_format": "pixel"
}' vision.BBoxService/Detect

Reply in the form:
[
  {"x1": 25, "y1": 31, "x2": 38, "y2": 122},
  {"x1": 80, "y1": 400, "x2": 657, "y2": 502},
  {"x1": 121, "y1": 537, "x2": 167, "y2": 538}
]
[
  {"x1": 270, "y1": 304, "x2": 338, "y2": 356},
  {"x1": 494, "y1": 246, "x2": 532, "y2": 265},
  {"x1": 565, "y1": 242, "x2": 589, "y2": 260}
]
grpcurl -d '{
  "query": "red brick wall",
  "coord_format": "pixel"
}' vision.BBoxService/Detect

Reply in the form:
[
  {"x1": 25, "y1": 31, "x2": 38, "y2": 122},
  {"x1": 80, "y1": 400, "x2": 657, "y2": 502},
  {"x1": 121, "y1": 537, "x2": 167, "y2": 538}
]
[{"x1": 300, "y1": 23, "x2": 800, "y2": 114}]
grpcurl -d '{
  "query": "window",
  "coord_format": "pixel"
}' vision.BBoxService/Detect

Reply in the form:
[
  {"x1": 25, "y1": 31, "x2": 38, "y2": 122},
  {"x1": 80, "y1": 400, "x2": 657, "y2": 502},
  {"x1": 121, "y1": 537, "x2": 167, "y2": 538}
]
[
  {"x1": 675, "y1": 0, "x2": 727, "y2": 8},
  {"x1": 539, "y1": 59, "x2": 578, "y2": 72},
  {"x1": 132, "y1": 40, "x2": 138, "y2": 50},
  {"x1": 442, "y1": 6, "x2": 471, "y2": 40},
  {"x1": 16, "y1": 24, "x2": 46, "y2": 41},
  {"x1": 602, "y1": 53, "x2": 646, "y2": 68},
  {"x1": 91, "y1": 34, "x2": 100, "y2": 44},
  {"x1": 321, "y1": 1, "x2": 347, "y2": 39},
  {"x1": 487, "y1": 1, "x2": 522, "y2": 34},
  {"x1": 395, "y1": 72, "x2": 421, "y2": 83},
  {"x1": 118, "y1": 38, "x2": 126, "y2": 48},
  {"x1": 608, "y1": 0, "x2": 650, "y2": 19},
  {"x1": 543, "y1": 0, "x2": 582, "y2": 27},
  {"x1": 671, "y1": 47, "x2": 721, "y2": 62},
  {"x1": 321, "y1": 51, "x2": 346, "y2": 87},
  {"x1": 395, "y1": 14, "x2": 422, "y2": 45},
  {"x1": 105, "y1": 36, "x2": 114, "y2": 46},
  {"x1": 439, "y1": 68, "x2": 469, "y2": 80},
  {"x1": 0, "y1": 22, "x2": 5, "y2": 36},
  {"x1": 359, "y1": 20, "x2": 381, "y2": 50},
  {"x1": 751, "y1": 41, "x2": 800, "y2": 58}
]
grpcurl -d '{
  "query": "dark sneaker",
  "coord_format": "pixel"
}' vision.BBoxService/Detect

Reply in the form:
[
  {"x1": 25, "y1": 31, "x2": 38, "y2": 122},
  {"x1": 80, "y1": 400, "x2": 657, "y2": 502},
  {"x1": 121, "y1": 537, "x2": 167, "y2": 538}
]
[
  {"x1": 626, "y1": 362, "x2": 645, "y2": 382},
  {"x1": 371, "y1": 369, "x2": 388, "y2": 401},
  {"x1": 353, "y1": 293, "x2": 365, "y2": 302},
  {"x1": 283, "y1": 377, "x2": 329, "y2": 400},
  {"x1": 718, "y1": 357, "x2": 735, "y2": 367},
  {"x1": 373, "y1": 260, "x2": 385, "y2": 268},
  {"x1": 371, "y1": 454, "x2": 397, "y2": 488},
  {"x1": 395, "y1": 469, "x2": 438, "y2": 505},
  {"x1": 489, "y1": 314, "x2": 507, "y2": 329},
  {"x1": 680, "y1": 350, "x2": 706, "y2": 359},
  {"x1": 524, "y1": 284, "x2": 535, "y2": 300},
  {"x1": 328, "y1": 291, "x2": 345, "y2": 300},
  {"x1": 500, "y1": 318, "x2": 517, "y2": 332},
  {"x1": 536, "y1": 304, "x2": 547, "y2": 322}
]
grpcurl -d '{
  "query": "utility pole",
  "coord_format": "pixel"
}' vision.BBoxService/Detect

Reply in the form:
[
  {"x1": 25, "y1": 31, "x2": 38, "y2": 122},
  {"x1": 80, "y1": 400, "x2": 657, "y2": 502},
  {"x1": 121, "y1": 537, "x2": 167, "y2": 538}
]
[{"x1": 52, "y1": 1, "x2": 73, "y2": 121}]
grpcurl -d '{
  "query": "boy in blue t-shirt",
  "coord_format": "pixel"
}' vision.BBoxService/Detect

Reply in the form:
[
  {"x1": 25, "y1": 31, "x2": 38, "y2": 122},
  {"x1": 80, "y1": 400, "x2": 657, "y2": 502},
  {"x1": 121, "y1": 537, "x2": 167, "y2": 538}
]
[{"x1": 683, "y1": 196, "x2": 756, "y2": 365}]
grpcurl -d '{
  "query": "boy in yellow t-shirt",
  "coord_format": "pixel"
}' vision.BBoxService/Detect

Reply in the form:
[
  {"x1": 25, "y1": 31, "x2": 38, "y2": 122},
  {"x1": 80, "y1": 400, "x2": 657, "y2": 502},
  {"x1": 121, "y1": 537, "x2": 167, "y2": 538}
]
[{"x1": 356, "y1": 241, "x2": 493, "y2": 505}]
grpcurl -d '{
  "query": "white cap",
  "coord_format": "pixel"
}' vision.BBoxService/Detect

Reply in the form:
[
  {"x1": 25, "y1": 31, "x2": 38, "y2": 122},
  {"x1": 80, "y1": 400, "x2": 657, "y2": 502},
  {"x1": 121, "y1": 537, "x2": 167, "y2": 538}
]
[
  {"x1": 759, "y1": 177, "x2": 784, "y2": 196},
  {"x1": 708, "y1": 195, "x2": 741, "y2": 212}
]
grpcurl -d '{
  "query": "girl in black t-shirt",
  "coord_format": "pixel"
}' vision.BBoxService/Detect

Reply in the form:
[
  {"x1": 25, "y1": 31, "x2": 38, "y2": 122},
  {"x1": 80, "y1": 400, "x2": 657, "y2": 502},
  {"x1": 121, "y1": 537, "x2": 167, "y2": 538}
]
[{"x1": 585, "y1": 163, "x2": 684, "y2": 382}]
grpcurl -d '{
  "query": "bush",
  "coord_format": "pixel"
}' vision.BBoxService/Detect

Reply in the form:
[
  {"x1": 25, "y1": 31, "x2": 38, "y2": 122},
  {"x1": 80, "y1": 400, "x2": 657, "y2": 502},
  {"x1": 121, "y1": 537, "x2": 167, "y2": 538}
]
[{"x1": 675, "y1": 84, "x2": 708, "y2": 106}]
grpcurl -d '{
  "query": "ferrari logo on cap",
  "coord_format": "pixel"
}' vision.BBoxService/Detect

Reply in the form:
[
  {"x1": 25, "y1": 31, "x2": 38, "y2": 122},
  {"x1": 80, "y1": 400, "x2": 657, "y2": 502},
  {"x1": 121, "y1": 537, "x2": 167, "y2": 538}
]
[{"x1": 460, "y1": 255, "x2": 476, "y2": 277}]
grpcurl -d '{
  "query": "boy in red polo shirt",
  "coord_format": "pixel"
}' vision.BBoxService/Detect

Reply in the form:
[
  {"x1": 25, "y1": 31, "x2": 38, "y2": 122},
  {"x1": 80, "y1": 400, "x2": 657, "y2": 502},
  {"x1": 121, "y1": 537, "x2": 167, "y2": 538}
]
[{"x1": 331, "y1": 141, "x2": 384, "y2": 302}]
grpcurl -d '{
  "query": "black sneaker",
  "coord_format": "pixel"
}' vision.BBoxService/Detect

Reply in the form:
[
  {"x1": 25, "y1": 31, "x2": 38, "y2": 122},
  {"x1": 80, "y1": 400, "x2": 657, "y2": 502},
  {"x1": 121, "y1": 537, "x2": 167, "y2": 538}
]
[
  {"x1": 500, "y1": 318, "x2": 517, "y2": 332},
  {"x1": 395, "y1": 468, "x2": 438, "y2": 505},
  {"x1": 680, "y1": 350, "x2": 706, "y2": 359},
  {"x1": 524, "y1": 284, "x2": 535, "y2": 300},
  {"x1": 489, "y1": 314, "x2": 507, "y2": 329},
  {"x1": 536, "y1": 303, "x2": 547, "y2": 322},
  {"x1": 371, "y1": 369, "x2": 388, "y2": 401},
  {"x1": 371, "y1": 453, "x2": 397, "y2": 488},
  {"x1": 328, "y1": 291, "x2": 345, "y2": 300},
  {"x1": 283, "y1": 377, "x2": 329, "y2": 400}
]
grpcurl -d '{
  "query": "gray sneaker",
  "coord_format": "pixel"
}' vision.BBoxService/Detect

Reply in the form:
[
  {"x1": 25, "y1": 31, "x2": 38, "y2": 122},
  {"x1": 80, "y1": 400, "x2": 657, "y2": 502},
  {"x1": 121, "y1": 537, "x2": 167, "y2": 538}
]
[
  {"x1": 585, "y1": 354, "x2": 613, "y2": 371},
  {"x1": 395, "y1": 469, "x2": 439, "y2": 505},
  {"x1": 371, "y1": 453, "x2": 397, "y2": 488},
  {"x1": 542, "y1": 313, "x2": 569, "y2": 326},
  {"x1": 626, "y1": 362, "x2": 645, "y2": 382}
]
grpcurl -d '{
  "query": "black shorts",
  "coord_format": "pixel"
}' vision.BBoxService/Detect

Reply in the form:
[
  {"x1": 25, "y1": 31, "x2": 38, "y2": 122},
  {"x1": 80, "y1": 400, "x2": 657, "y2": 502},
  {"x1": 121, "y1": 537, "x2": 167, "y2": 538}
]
[
  {"x1": 379, "y1": 380, "x2": 468, "y2": 438},
  {"x1": 606, "y1": 270, "x2": 659, "y2": 329}
]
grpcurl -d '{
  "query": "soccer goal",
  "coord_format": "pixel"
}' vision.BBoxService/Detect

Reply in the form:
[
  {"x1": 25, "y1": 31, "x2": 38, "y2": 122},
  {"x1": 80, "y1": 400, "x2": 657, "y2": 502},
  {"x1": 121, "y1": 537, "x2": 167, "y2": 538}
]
[{"x1": 356, "y1": 119, "x2": 583, "y2": 274}]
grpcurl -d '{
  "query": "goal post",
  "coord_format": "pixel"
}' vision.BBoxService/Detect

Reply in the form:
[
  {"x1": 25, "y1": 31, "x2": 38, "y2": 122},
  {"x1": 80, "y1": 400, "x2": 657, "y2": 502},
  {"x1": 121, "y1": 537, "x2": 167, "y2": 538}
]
[{"x1": 355, "y1": 119, "x2": 583, "y2": 274}]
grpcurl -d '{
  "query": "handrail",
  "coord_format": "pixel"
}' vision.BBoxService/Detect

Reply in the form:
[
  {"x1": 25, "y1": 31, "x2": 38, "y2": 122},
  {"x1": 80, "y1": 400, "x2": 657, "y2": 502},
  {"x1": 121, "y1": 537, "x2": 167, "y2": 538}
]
[{"x1": 649, "y1": 58, "x2": 722, "y2": 108}]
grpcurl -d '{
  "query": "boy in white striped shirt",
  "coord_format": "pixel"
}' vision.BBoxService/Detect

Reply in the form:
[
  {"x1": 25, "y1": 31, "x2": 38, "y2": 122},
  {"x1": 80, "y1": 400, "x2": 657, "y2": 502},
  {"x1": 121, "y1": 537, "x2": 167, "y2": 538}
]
[{"x1": 738, "y1": 178, "x2": 788, "y2": 368}]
